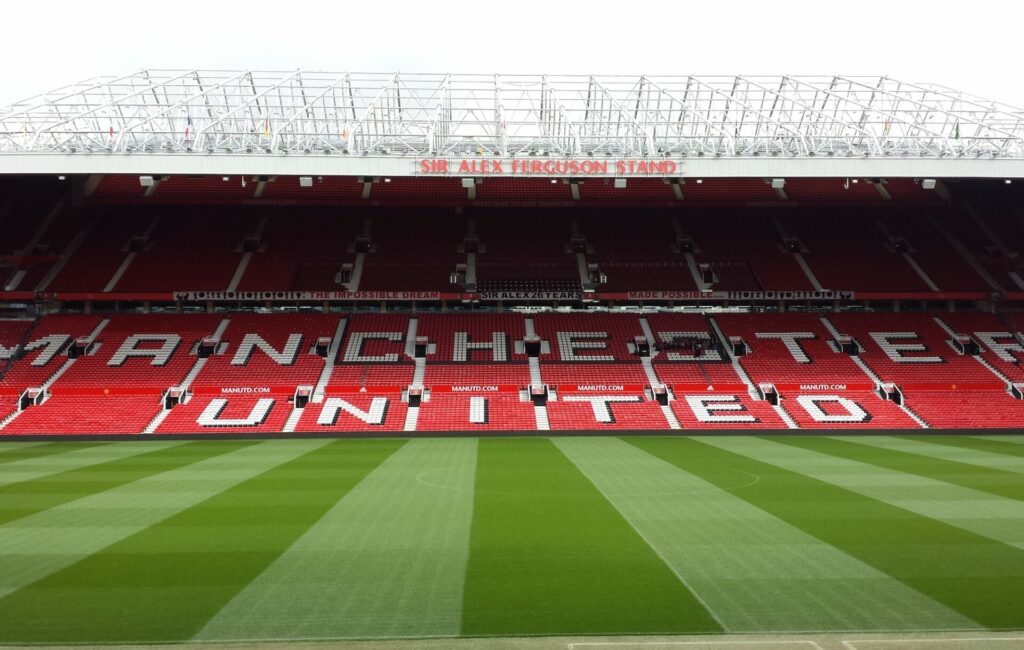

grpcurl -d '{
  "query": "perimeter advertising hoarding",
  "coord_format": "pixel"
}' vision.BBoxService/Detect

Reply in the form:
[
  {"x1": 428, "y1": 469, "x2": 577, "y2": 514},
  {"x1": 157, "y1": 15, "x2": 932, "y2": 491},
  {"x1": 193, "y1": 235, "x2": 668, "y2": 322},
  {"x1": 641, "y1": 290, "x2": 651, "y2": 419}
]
[
  {"x1": 625, "y1": 291, "x2": 855, "y2": 301},
  {"x1": 171, "y1": 291, "x2": 441, "y2": 302},
  {"x1": 9, "y1": 289, "x2": 1002, "y2": 303}
]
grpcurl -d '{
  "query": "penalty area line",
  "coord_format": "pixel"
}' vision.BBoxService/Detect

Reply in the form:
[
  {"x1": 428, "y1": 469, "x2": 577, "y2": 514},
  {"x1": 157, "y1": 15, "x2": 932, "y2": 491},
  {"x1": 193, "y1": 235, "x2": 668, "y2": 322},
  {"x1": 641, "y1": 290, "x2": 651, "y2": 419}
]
[
  {"x1": 568, "y1": 640, "x2": 824, "y2": 649},
  {"x1": 841, "y1": 638, "x2": 1024, "y2": 649}
]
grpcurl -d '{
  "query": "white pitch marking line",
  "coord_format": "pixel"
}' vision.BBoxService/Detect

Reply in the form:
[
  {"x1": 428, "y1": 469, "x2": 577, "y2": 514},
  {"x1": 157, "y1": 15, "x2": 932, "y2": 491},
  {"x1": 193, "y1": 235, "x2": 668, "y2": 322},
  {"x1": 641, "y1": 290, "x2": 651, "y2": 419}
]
[
  {"x1": 569, "y1": 641, "x2": 823, "y2": 649},
  {"x1": 842, "y1": 638, "x2": 1024, "y2": 648}
]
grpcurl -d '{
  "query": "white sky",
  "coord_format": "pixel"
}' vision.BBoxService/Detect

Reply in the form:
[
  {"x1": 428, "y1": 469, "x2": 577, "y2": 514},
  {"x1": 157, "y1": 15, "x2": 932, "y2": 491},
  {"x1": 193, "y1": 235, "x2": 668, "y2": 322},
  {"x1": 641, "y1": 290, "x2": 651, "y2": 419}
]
[{"x1": 2, "y1": 0, "x2": 1022, "y2": 108}]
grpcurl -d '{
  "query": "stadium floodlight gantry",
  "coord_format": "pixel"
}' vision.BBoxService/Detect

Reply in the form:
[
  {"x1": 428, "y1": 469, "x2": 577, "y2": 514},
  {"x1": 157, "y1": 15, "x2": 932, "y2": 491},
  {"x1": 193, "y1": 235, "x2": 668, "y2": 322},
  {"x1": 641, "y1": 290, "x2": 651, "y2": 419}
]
[{"x1": 2, "y1": 72, "x2": 1024, "y2": 178}]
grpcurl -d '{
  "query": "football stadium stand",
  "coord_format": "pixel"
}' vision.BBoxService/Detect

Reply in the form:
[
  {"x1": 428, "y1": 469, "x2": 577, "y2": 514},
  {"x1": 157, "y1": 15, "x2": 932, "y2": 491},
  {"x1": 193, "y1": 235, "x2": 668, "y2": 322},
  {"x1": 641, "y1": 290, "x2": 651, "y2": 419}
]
[
  {"x1": 1, "y1": 307, "x2": 1023, "y2": 433},
  {"x1": 3, "y1": 72, "x2": 1024, "y2": 434}
]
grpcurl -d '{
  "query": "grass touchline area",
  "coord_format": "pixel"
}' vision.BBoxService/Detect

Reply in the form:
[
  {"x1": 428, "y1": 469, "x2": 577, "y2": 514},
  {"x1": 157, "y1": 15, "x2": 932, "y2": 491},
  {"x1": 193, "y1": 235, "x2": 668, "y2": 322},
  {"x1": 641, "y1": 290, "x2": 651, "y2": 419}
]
[{"x1": 0, "y1": 434, "x2": 1020, "y2": 644}]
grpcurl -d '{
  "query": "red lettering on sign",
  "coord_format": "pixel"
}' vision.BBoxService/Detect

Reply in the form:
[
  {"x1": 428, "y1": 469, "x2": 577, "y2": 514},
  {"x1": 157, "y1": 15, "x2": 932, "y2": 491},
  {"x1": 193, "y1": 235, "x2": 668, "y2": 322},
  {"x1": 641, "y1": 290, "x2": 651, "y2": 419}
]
[
  {"x1": 418, "y1": 159, "x2": 677, "y2": 176},
  {"x1": 419, "y1": 159, "x2": 449, "y2": 173}
]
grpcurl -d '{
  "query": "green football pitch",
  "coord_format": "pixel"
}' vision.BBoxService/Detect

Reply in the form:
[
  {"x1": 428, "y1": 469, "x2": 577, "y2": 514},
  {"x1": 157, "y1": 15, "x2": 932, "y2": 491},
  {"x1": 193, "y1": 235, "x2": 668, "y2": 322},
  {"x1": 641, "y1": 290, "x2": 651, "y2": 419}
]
[{"x1": 0, "y1": 434, "x2": 1023, "y2": 646}]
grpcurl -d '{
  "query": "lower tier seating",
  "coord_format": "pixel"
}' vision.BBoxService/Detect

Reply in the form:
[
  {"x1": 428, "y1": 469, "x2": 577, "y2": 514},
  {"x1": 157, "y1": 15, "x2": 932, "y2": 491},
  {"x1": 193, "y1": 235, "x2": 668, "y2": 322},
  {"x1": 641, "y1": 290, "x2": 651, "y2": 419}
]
[
  {"x1": 546, "y1": 396, "x2": 669, "y2": 430},
  {"x1": 671, "y1": 392, "x2": 788, "y2": 430},
  {"x1": 2, "y1": 311, "x2": 1024, "y2": 433},
  {"x1": 292, "y1": 395, "x2": 409, "y2": 433},
  {"x1": 0, "y1": 398, "x2": 16, "y2": 422},
  {"x1": 423, "y1": 364, "x2": 531, "y2": 386},
  {"x1": 328, "y1": 364, "x2": 415, "y2": 388},
  {"x1": 780, "y1": 391, "x2": 920, "y2": 429},
  {"x1": 905, "y1": 391, "x2": 1024, "y2": 429},
  {"x1": 654, "y1": 363, "x2": 744, "y2": 386},
  {"x1": 3, "y1": 387, "x2": 1023, "y2": 432},
  {"x1": 155, "y1": 396, "x2": 294, "y2": 434},
  {"x1": 415, "y1": 394, "x2": 537, "y2": 431},
  {"x1": 540, "y1": 363, "x2": 649, "y2": 388},
  {"x1": 2, "y1": 396, "x2": 162, "y2": 434}
]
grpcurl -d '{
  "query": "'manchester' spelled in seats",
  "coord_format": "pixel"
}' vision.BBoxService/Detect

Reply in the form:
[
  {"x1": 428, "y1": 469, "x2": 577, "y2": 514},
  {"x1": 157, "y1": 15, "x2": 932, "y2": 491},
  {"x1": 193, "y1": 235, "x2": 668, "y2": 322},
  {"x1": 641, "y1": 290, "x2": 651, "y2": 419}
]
[{"x1": 3, "y1": 311, "x2": 1024, "y2": 433}]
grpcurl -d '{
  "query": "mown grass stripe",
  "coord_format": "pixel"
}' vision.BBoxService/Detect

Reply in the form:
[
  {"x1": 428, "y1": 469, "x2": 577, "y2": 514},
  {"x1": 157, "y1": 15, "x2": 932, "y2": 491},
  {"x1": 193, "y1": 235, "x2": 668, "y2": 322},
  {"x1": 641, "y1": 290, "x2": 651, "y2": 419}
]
[
  {"x1": 0, "y1": 441, "x2": 187, "y2": 488},
  {"x1": 977, "y1": 435, "x2": 1024, "y2": 446},
  {"x1": 461, "y1": 438, "x2": 722, "y2": 637},
  {"x1": 0, "y1": 439, "x2": 322, "y2": 601},
  {"x1": 0, "y1": 443, "x2": 90, "y2": 466},
  {"x1": 921, "y1": 436, "x2": 1024, "y2": 458},
  {"x1": 197, "y1": 438, "x2": 477, "y2": 641},
  {"x1": 775, "y1": 437, "x2": 1024, "y2": 502},
  {"x1": 0, "y1": 442, "x2": 52, "y2": 457},
  {"x1": 556, "y1": 437, "x2": 977, "y2": 633},
  {"x1": 0, "y1": 441, "x2": 213, "y2": 526},
  {"x1": 711, "y1": 436, "x2": 1024, "y2": 552},
  {"x1": 0, "y1": 438, "x2": 403, "y2": 644},
  {"x1": 843, "y1": 437, "x2": 1024, "y2": 475},
  {"x1": 628, "y1": 437, "x2": 1024, "y2": 631}
]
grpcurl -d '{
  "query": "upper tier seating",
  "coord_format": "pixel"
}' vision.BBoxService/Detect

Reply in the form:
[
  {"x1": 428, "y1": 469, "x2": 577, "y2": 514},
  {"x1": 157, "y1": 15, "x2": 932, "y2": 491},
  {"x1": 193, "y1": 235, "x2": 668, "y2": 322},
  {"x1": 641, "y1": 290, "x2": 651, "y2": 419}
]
[
  {"x1": 880, "y1": 211, "x2": 991, "y2": 291},
  {"x1": 0, "y1": 193, "x2": 57, "y2": 256},
  {"x1": 581, "y1": 214, "x2": 698, "y2": 291},
  {"x1": 47, "y1": 208, "x2": 146, "y2": 292},
  {"x1": 475, "y1": 211, "x2": 580, "y2": 291},
  {"x1": 359, "y1": 213, "x2": 463, "y2": 291},
  {"x1": 4, "y1": 193, "x2": 1012, "y2": 295},
  {"x1": 784, "y1": 211, "x2": 932, "y2": 292},
  {"x1": 113, "y1": 210, "x2": 250, "y2": 291},
  {"x1": 687, "y1": 212, "x2": 812, "y2": 291},
  {"x1": 237, "y1": 210, "x2": 362, "y2": 291}
]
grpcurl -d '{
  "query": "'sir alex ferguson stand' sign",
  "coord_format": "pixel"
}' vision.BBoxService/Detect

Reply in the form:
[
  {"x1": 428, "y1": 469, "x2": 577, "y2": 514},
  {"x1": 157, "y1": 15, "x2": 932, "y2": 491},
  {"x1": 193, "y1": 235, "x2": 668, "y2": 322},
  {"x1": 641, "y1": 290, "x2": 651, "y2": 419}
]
[{"x1": 418, "y1": 158, "x2": 679, "y2": 176}]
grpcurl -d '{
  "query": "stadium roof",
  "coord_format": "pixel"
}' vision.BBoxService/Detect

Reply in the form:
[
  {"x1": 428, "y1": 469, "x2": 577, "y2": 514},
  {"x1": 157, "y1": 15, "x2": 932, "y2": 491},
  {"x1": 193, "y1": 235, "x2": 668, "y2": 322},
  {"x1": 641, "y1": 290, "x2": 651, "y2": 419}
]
[{"x1": 2, "y1": 71, "x2": 1024, "y2": 178}]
